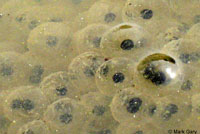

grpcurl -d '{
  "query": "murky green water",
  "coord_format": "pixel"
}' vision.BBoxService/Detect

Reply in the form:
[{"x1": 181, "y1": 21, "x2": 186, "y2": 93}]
[{"x1": 0, "y1": 0, "x2": 200, "y2": 134}]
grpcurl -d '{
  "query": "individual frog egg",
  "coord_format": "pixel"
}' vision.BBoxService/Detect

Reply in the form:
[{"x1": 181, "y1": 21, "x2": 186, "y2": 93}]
[
  {"x1": 122, "y1": 0, "x2": 171, "y2": 22},
  {"x1": 43, "y1": 98, "x2": 87, "y2": 134},
  {"x1": 16, "y1": 120, "x2": 50, "y2": 134},
  {"x1": 68, "y1": 52, "x2": 105, "y2": 94},
  {"x1": 116, "y1": 121, "x2": 162, "y2": 134},
  {"x1": 95, "y1": 57, "x2": 135, "y2": 96},
  {"x1": 0, "y1": 0, "x2": 39, "y2": 42},
  {"x1": 3, "y1": 86, "x2": 49, "y2": 121},
  {"x1": 132, "y1": 52, "x2": 184, "y2": 95},
  {"x1": 74, "y1": 24, "x2": 110, "y2": 54},
  {"x1": 21, "y1": 54, "x2": 49, "y2": 85},
  {"x1": 184, "y1": 23, "x2": 200, "y2": 44},
  {"x1": 122, "y1": 0, "x2": 176, "y2": 36},
  {"x1": 80, "y1": 92, "x2": 118, "y2": 134},
  {"x1": 151, "y1": 94, "x2": 191, "y2": 128},
  {"x1": 27, "y1": 64, "x2": 45, "y2": 85},
  {"x1": 100, "y1": 23, "x2": 152, "y2": 59},
  {"x1": 0, "y1": 41, "x2": 26, "y2": 53},
  {"x1": 40, "y1": 71, "x2": 81, "y2": 103},
  {"x1": 86, "y1": 0, "x2": 123, "y2": 26},
  {"x1": 10, "y1": 5, "x2": 73, "y2": 45},
  {"x1": 27, "y1": 22, "x2": 77, "y2": 67},
  {"x1": 0, "y1": 52, "x2": 31, "y2": 91},
  {"x1": 110, "y1": 87, "x2": 156, "y2": 123}
]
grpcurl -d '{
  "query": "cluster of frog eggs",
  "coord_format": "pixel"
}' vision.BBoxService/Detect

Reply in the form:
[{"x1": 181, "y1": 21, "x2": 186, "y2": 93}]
[{"x1": 0, "y1": 0, "x2": 200, "y2": 134}]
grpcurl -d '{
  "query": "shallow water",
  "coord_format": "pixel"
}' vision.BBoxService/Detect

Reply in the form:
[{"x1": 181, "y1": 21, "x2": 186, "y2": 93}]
[{"x1": 0, "y1": 0, "x2": 200, "y2": 134}]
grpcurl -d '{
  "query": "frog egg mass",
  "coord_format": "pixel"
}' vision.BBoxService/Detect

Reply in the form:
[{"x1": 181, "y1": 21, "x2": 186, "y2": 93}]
[{"x1": 0, "y1": 0, "x2": 199, "y2": 134}]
